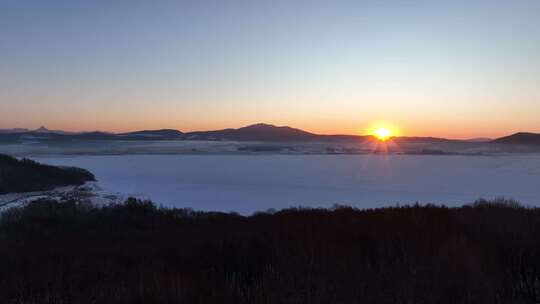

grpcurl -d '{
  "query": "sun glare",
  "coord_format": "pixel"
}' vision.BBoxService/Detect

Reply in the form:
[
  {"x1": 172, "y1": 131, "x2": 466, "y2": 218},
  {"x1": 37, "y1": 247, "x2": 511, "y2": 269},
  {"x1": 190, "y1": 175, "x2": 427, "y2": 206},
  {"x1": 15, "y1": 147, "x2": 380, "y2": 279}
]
[
  {"x1": 374, "y1": 128, "x2": 392, "y2": 141},
  {"x1": 365, "y1": 123, "x2": 400, "y2": 141}
]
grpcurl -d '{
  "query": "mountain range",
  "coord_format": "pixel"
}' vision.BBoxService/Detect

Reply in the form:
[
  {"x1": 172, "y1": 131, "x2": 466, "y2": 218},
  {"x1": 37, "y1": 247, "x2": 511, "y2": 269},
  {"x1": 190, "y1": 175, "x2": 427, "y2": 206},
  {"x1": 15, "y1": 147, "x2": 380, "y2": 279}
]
[{"x1": 0, "y1": 124, "x2": 539, "y2": 145}]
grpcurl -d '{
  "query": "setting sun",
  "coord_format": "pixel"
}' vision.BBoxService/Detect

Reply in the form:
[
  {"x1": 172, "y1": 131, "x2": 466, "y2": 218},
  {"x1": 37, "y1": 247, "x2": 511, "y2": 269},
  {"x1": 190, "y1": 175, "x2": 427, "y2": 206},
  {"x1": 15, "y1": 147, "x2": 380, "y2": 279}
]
[
  {"x1": 375, "y1": 128, "x2": 392, "y2": 141},
  {"x1": 365, "y1": 123, "x2": 400, "y2": 141}
]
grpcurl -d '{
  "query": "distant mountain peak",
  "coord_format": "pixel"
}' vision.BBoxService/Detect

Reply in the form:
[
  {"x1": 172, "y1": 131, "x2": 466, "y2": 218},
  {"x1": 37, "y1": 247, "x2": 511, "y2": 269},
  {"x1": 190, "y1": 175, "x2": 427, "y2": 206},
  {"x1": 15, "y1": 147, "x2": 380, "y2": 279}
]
[
  {"x1": 185, "y1": 123, "x2": 319, "y2": 141},
  {"x1": 244, "y1": 123, "x2": 277, "y2": 128},
  {"x1": 35, "y1": 126, "x2": 49, "y2": 132},
  {"x1": 33, "y1": 126, "x2": 73, "y2": 135},
  {"x1": 239, "y1": 123, "x2": 313, "y2": 133},
  {"x1": 238, "y1": 123, "x2": 282, "y2": 130}
]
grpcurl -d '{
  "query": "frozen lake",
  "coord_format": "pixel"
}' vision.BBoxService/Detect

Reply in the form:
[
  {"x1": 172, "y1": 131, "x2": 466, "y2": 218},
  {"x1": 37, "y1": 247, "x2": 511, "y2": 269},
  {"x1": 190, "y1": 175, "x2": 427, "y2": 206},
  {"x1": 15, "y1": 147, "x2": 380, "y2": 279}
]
[{"x1": 35, "y1": 154, "x2": 540, "y2": 214}]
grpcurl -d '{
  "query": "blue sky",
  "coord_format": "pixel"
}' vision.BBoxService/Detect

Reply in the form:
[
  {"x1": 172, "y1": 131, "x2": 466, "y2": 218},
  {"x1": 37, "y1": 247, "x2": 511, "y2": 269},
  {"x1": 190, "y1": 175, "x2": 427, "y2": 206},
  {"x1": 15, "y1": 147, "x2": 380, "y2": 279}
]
[{"x1": 1, "y1": 0, "x2": 539, "y2": 138}]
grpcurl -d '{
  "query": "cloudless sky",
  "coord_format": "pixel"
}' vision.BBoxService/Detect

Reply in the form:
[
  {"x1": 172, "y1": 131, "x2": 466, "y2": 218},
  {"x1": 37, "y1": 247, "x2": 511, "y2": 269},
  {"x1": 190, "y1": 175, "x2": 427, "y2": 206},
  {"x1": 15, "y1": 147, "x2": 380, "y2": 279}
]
[{"x1": 1, "y1": 0, "x2": 539, "y2": 138}]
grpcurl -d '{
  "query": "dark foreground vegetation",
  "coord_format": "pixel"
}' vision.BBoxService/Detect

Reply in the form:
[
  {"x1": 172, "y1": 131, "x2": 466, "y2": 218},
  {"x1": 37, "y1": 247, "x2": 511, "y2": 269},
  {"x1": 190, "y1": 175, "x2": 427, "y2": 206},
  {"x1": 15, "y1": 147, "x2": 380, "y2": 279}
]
[
  {"x1": 0, "y1": 154, "x2": 95, "y2": 194},
  {"x1": 2, "y1": 200, "x2": 540, "y2": 303}
]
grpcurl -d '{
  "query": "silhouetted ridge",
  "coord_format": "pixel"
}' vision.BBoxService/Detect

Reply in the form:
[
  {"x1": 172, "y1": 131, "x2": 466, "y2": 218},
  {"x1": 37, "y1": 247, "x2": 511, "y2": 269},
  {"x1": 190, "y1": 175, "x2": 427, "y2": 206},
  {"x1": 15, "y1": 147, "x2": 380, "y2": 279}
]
[
  {"x1": 33, "y1": 126, "x2": 73, "y2": 134},
  {"x1": 186, "y1": 123, "x2": 361, "y2": 141},
  {"x1": 0, "y1": 154, "x2": 95, "y2": 194},
  {"x1": 0, "y1": 128, "x2": 29, "y2": 134},
  {"x1": 0, "y1": 128, "x2": 184, "y2": 142},
  {"x1": 35, "y1": 126, "x2": 49, "y2": 132},
  {"x1": 3, "y1": 124, "x2": 539, "y2": 144},
  {"x1": 492, "y1": 132, "x2": 540, "y2": 145},
  {"x1": 120, "y1": 129, "x2": 184, "y2": 139},
  {"x1": 231, "y1": 123, "x2": 318, "y2": 141}
]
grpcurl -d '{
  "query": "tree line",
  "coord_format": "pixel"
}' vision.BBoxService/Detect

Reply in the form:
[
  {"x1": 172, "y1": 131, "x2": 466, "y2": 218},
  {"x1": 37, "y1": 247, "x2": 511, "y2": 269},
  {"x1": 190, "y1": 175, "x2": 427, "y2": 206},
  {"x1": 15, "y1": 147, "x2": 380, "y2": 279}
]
[
  {"x1": 1, "y1": 198, "x2": 540, "y2": 303},
  {"x1": 0, "y1": 154, "x2": 94, "y2": 194}
]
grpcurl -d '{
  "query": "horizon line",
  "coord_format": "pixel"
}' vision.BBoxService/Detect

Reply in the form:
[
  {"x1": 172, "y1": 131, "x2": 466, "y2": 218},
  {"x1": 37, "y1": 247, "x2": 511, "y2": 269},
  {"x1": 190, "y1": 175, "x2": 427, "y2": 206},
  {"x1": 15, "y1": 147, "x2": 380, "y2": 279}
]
[{"x1": 2, "y1": 122, "x2": 537, "y2": 141}]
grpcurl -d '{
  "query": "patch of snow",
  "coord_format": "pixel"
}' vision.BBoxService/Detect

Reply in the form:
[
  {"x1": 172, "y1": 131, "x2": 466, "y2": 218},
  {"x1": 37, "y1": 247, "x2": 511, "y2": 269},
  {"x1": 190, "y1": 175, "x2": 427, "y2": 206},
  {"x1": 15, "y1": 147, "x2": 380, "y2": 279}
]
[
  {"x1": 32, "y1": 154, "x2": 540, "y2": 215},
  {"x1": 0, "y1": 182, "x2": 123, "y2": 212}
]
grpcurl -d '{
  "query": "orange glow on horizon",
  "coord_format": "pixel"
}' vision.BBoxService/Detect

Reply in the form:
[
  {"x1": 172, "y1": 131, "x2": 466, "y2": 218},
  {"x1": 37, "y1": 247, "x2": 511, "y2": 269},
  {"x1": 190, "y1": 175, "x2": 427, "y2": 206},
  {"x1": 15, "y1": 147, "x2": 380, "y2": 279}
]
[
  {"x1": 365, "y1": 123, "x2": 401, "y2": 140},
  {"x1": 14, "y1": 119, "x2": 538, "y2": 141}
]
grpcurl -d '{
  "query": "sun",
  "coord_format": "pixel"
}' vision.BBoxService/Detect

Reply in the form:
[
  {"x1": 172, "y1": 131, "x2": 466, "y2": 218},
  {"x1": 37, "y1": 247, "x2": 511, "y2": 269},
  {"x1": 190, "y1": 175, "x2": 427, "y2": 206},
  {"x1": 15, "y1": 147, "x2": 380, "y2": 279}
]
[
  {"x1": 365, "y1": 123, "x2": 400, "y2": 141},
  {"x1": 374, "y1": 128, "x2": 392, "y2": 141}
]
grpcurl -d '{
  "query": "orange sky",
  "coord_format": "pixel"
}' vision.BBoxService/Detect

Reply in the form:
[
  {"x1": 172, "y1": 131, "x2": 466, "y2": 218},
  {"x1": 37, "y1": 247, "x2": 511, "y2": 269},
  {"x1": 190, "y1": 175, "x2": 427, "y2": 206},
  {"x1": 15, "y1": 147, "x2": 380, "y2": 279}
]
[
  {"x1": 9, "y1": 114, "x2": 538, "y2": 140},
  {"x1": 1, "y1": 1, "x2": 539, "y2": 140}
]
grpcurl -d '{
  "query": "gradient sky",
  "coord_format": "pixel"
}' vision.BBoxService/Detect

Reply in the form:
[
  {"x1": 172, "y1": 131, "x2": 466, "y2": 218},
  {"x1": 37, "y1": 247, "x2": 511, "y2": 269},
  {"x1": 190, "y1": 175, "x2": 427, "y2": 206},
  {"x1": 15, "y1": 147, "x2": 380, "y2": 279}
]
[{"x1": 1, "y1": 0, "x2": 539, "y2": 138}]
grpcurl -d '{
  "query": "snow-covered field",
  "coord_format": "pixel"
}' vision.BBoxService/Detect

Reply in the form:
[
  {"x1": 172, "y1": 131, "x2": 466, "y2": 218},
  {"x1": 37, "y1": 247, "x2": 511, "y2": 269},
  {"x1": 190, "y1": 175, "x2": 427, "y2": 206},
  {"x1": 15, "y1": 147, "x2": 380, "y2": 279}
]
[
  {"x1": 0, "y1": 183, "x2": 122, "y2": 212},
  {"x1": 33, "y1": 154, "x2": 540, "y2": 214}
]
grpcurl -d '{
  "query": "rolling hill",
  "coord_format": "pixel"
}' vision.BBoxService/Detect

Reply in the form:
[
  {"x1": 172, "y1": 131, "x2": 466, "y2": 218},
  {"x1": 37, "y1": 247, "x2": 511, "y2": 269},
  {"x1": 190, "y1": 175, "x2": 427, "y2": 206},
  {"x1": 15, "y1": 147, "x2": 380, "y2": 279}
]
[
  {"x1": 185, "y1": 123, "x2": 323, "y2": 141},
  {"x1": 492, "y1": 132, "x2": 540, "y2": 145},
  {"x1": 119, "y1": 129, "x2": 184, "y2": 139},
  {"x1": 0, "y1": 128, "x2": 184, "y2": 142},
  {"x1": 0, "y1": 154, "x2": 95, "y2": 194}
]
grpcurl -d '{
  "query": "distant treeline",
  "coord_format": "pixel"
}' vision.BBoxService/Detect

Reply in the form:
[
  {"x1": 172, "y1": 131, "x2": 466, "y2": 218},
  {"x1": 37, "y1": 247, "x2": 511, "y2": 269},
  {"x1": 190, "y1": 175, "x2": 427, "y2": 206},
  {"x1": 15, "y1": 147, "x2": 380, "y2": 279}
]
[
  {"x1": 0, "y1": 154, "x2": 95, "y2": 194},
  {"x1": 1, "y1": 198, "x2": 540, "y2": 303}
]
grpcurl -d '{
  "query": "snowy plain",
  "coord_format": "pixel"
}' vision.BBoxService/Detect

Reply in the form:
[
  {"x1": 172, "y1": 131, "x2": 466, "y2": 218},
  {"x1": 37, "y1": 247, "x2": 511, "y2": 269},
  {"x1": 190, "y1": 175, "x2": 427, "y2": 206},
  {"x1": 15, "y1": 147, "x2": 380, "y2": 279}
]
[{"x1": 33, "y1": 154, "x2": 540, "y2": 215}]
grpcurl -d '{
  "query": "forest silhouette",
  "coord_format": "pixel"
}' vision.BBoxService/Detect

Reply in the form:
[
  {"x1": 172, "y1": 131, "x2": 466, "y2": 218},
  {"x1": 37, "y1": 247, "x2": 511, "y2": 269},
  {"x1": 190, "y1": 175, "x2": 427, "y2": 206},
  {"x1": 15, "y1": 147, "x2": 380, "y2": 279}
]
[{"x1": 1, "y1": 197, "x2": 539, "y2": 303}]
